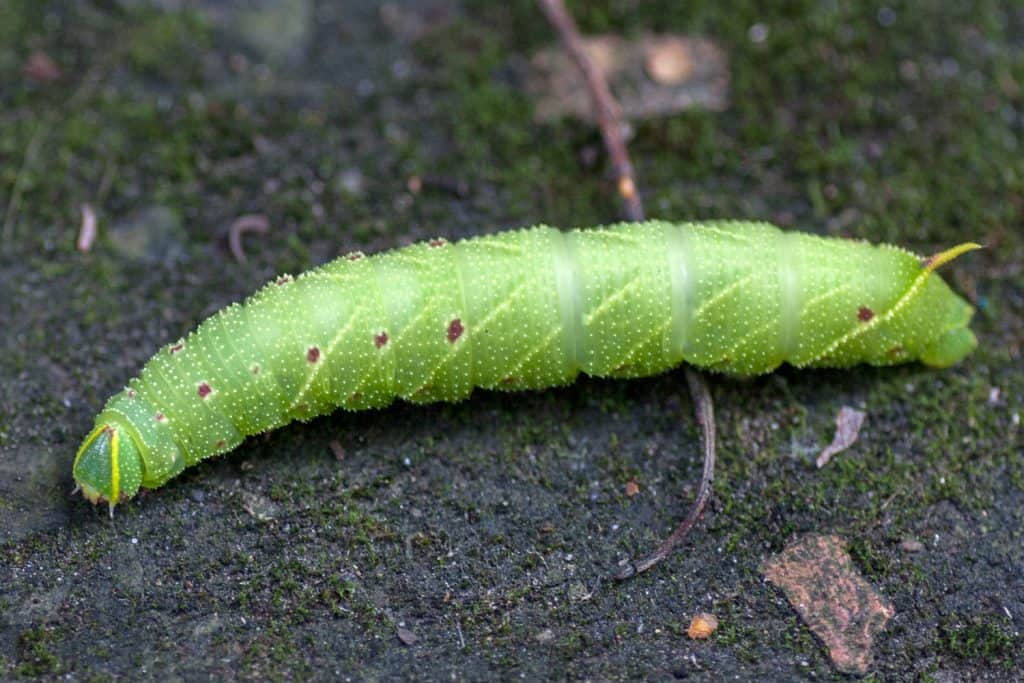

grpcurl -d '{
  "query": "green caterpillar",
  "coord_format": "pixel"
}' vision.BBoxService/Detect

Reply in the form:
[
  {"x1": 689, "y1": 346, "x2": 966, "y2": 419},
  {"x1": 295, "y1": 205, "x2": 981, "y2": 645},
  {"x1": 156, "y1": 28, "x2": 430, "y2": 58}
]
[{"x1": 74, "y1": 221, "x2": 979, "y2": 513}]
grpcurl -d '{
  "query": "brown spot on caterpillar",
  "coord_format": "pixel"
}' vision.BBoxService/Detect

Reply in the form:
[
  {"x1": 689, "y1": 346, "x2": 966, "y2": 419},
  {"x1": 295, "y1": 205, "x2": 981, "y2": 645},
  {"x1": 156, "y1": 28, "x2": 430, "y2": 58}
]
[
  {"x1": 500, "y1": 376, "x2": 519, "y2": 386},
  {"x1": 888, "y1": 345, "x2": 904, "y2": 356},
  {"x1": 374, "y1": 332, "x2": 389, "y2": 348},
  {"x1": 345, "y1": 251, "x2": 364, "y2": 261},
  {"x1": 127, "y1": 389, "x2": 137, "y2": 398},
  {"x1": 447, "y1": 318, "x2": 464, "y2": 343},
  {"x1": 275, "y1": 275, "x2": 293, "y2": 286},
  {"x1": 216, "y1": 439, "x2": 226, "y2": 449},
  {"x1": 154, "y1": 412, "x2": 167, "y2": 423},
  {"x1": 348, "y1": 391, "x2": 363, "y2": 402},
  {"x1": 428, "y1": 237, "x2": 447, "y2": 248},
  {"x1": 920, "y1": 254, "x2": 936, "y2": 269},
  {"x1": 169, "y1": 343, "x2": 184, "y2": 355},
  {"x1": 250, "y1": 363, "x2": 260, "y2": 375},
  {"x1": 197, "y1": 382, "x2": 212, "y2": 398},
  {"x1": 857, "y1": 306, "x2": 874, "y2": 322},
  {"x1": 307, "y1": 346, "x2": 320, "y2": 363}
]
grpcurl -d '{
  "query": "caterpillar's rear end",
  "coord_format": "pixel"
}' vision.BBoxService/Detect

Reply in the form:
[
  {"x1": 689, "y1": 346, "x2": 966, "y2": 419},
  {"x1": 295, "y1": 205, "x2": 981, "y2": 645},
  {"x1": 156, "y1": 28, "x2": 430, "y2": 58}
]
[{"x1": 73, "y1": 221, "x2": 977, "y2": 513}]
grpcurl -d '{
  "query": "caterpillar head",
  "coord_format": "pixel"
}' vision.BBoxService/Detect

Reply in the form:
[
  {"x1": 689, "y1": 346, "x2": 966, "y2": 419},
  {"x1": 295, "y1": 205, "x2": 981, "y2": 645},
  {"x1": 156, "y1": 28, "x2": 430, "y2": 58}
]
[
  {"x1": 73, "y1": 421, "x2": 144, "y2": 517},
  {"x1": 916, "y1": 298, "x2": 977, "y2": 368}
]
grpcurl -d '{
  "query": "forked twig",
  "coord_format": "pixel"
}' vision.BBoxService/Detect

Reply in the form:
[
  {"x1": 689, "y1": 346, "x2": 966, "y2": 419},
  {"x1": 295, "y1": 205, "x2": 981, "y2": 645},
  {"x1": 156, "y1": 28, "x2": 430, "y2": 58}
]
[{"x1": 537, "y1": 0, "x2": 717, "y2": 579}]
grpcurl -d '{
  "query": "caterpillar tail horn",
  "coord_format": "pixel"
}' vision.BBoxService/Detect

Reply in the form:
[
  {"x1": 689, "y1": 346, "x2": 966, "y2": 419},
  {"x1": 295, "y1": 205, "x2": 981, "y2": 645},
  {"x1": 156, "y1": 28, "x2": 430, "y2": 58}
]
[{"x1": 918, "y1": 242, "x2": 983, "y2": 368}]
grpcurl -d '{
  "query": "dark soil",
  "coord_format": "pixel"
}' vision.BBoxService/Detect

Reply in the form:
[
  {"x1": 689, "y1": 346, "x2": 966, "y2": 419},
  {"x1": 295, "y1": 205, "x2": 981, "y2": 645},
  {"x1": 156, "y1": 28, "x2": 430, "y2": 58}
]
[{"x1": 1, "y1": 1, "x2": 1021, "y2": 680}]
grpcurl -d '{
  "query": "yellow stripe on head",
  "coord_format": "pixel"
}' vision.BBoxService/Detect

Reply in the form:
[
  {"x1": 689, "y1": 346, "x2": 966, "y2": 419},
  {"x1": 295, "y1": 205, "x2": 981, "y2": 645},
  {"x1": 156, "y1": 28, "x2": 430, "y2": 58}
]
[
  {"x1": 73, "y1": 424, "x2": 106, "y2": 472},
  {"x1": 110, "y1": 427, "x2": 120, "y2": 506}
]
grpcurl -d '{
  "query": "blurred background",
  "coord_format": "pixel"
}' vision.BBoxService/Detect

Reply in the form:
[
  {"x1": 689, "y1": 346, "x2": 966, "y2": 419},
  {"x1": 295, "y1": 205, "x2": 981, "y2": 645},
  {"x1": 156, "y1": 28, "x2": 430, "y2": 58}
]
[{"x1": 0, "y1": 1, "x2": 1021, "y2": 679}]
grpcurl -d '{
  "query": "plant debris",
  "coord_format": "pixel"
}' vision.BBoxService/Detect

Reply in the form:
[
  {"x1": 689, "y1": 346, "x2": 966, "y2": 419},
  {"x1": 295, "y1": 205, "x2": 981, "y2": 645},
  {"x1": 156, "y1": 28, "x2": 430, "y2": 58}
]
[
  {"x1": 328, "y1": 440, "x2": 346, "y2": 461},
  {"x1": 396, "y1": 625, "x2": 418, "y2": 646},
  {"x1": 228, "y1": 214, "x2": 270, "y2": 265},
  {"x1": 761, "y1": 533, "x2": 894, "y2": 675},
  {"x1": 527, "y1": 34, "x2": 729, "y2": 123},
  {"x1": 816, "y1": 406, "x2": 866, "y2": 468},
  {"x1": 23, "y1": 51, "x2": 62, "y2": 83},
  {"x1": 76, "y1": 203, "x2": 97, "y2": 253},
  {"x1": 687, "y1": 612, "x2": 719, "y2": 639}
]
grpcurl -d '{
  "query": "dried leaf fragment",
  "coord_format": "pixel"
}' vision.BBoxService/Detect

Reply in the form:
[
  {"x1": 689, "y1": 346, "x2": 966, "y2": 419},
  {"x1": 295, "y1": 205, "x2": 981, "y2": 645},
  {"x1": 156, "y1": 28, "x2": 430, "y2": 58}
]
[
  {"x1": 396, "y1": 625, "x2": 418, "y2": 646},
  {"x1": 761, "y1": 533, "x2": 894, "y2": 674},
  {"x1": 816, "y1": 406, "x2": 866, "y2": 468}
]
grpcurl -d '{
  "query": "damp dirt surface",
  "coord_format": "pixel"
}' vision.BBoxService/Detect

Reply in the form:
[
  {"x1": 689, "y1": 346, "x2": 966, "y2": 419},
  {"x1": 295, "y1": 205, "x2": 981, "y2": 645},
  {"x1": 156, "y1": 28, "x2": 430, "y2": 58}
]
[{"x1": 1, "y1": 1, "x2": 1022, "y2": 680}]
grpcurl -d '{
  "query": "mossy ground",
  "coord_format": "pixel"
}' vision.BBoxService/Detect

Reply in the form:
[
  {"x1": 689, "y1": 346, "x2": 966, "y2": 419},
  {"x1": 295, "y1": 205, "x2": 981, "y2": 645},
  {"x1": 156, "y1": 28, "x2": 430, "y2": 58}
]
[{"x1": 1, "y1": 1, "x2": 1021, "y2": 679}]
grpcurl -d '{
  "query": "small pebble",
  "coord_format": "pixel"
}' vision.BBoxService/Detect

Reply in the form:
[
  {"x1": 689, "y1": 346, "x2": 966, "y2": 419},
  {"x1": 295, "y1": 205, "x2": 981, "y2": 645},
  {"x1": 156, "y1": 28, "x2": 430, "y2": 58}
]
[
  {"x1": 899, "y1": 538, "x2": 924, "y2": 553},
  {"x1": 23, "y1": 51, "x2": 62, "y2": 83},
  {"x1": 535, "y1": 628, "x2": 555, "y2": 644},
  {"x1": 687, "y1": 612, "x2": 719, "y2": 639},
  {"x1": 644, "y1": 39, "x2": 693, "y2": 85},
  {"x1": 396, "y1": 626, "x2": 417, "y2": 646}
]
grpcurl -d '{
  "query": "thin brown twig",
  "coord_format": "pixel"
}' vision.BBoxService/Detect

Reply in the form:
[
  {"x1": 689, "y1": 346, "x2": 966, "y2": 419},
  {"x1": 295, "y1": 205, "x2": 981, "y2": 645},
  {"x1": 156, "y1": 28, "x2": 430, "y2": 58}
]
[
  {"x1": 76, "y1": 203, "x2": 97, "y2": 253},
  {"x1": 228, "y1": 214, "x2": 271, "y2": 264},
  {"x1": 537, "y1": 0, "x2": 717, "y2": 579},
  {"x1": 536, "y1": 0, "x2": 643, "y2": 222},
  {"x1": 615, "y1": 368, "x2": 716, "y2": 580}
]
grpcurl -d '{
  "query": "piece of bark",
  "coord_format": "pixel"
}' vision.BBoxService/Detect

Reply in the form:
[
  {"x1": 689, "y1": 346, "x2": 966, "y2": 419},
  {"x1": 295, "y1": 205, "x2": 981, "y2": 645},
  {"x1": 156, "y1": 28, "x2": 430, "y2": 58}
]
[
  {"x1": 527, "y1": 34, "x2": 729, "y2": 123},
  {"x1": 761, "y1": 533, "x2": 894, "y2": 675}
]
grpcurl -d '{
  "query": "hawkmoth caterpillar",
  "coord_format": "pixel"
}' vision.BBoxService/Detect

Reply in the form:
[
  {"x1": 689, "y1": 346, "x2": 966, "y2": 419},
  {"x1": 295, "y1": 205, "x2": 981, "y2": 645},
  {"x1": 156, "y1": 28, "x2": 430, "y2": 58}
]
[{"x1": 74, "y1": 221, "x2": 978, "y2": 513}]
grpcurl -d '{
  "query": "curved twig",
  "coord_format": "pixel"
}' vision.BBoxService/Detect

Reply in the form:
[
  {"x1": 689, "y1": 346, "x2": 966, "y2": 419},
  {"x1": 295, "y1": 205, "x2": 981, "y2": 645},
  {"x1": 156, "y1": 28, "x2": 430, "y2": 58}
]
[
  {"x1": 614, "y1": 368, "x2": 715, "y2": 580},
  {"x1": 228, "y1": 214, "x2": 270, "y2": 265},
  {"x1": 537, "y1": 0, "x2": 718, "y2": 579}
]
